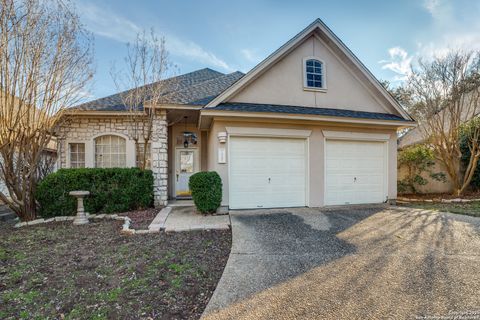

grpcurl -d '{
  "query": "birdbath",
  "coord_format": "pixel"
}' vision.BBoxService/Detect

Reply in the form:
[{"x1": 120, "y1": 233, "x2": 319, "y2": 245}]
[{"x1": 69, "y1": 191, "x2": 90, "y2": 225}]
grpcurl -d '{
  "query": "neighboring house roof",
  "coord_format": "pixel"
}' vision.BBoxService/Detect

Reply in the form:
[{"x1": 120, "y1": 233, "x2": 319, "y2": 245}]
[
  {"x1": 399, "y1": 94, "x2": 480, "y2": 149},
  {"x1": 72, "y1": 68, "x2": 244, "y2": 112},
  {"x1": 210, "y1": 102, "x2": 412, "y2": 122},
  {"x1": 398, "y1": 126, "x2": 426, "y2": 149},
  {"x1": 204, "y1": 18, "x2": 414, "y2": 122}
]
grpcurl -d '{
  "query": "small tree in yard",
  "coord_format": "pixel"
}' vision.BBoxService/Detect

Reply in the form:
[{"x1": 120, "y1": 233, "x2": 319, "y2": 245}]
[
  {"x1": 0, "y1": 0, "x2": 93, "y2": 221},
  {"x1": 398, "y1": 144, "x2": 446, "y2": 194},
  {"x1": 111, "y1": 30, "x2": 174, "y2": 170},
  {"x1": 407, "y1": 50, "x2": 480, "y2": 196},
  {"x1": 460, "y1": 118, "x2": 480, "y2": 190}
]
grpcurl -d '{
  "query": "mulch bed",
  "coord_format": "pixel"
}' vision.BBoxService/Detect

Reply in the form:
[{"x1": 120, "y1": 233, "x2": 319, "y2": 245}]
[
  {"x1": 399, "y1": 191, "x2": 480, "y2": 201},
  {"x1": 118, "y1": 208, "x2": 159, "y2": 229},
  {"x1": 0, "y1": 219, "x2": 231, "y2": 319}
]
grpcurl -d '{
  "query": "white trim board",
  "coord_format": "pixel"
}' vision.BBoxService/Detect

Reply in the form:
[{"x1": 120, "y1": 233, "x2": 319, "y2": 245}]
[
  {"x1": 226, "y1": 127, "x2": 312, "y2": 138},
  {"x1": 200, "y1": 110, "x2": 416, "y2": 129},
  {"x1": 322, "y1": 130, "x2": 391, "y2": 141}
]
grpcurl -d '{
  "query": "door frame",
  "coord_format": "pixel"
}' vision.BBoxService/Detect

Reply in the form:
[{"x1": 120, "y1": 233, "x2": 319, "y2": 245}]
[
  {"x1": 322, "y1": 130, "x2": 390, "y2": 206},
  {"x1": 226, "y1": 127, "x2": 312, "y2": 209},
  {"x1": 174, "y1": 146, "x2": 199, "y2": 199}
]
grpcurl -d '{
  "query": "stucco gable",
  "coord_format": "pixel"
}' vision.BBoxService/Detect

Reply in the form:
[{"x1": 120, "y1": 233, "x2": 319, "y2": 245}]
[{"x1": 206, "y1": 19, "x2": 412, "y2": 121}]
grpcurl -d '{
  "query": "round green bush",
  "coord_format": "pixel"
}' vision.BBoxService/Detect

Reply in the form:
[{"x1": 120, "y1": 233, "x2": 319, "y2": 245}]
[{"x1": 189, "y1": 171, "x2": 222, "y2": 214}]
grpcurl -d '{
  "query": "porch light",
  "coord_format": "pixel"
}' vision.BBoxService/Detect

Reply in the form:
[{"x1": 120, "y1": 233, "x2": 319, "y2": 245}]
[{"x1": 218, "y1": 132, "x2": 227, "y2": 143}]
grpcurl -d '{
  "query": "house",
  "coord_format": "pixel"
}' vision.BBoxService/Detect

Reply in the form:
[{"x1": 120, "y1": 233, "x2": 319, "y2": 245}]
[
  {"x1": 58, "y1": 19, "x2": 415, "y2": 209},
  {"x1": 0, "y1": 138, "x2": 57, "y2": 200},
  {"x1": 0, "y1": 90, "x2": 58, "y2": 202}
]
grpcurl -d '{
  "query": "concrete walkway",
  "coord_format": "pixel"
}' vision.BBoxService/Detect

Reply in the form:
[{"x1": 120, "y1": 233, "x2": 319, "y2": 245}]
[
  {"x1": 0, "y1": 204, "x2": 16, "y2": 222},
  {"x1": 203, "y1": 206, "x2": 480, "y2": 319},
  {"x1": 164, "y1": 206, "x2": 230, "y2": 232}
]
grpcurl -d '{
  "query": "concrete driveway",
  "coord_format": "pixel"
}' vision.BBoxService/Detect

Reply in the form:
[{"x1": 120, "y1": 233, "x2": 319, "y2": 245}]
[{"x1": 203, "y1": 206, "x2": 480, "y2": 320}]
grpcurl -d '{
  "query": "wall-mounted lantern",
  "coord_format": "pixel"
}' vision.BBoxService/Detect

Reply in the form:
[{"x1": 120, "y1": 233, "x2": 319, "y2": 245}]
[{"x1": 218, "y1": 132, "x2": 227, "y2": 143}]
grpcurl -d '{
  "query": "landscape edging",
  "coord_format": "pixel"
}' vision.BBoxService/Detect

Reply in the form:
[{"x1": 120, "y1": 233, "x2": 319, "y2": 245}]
[{"x1": 13, "y1": 214, "x2": 157, "y2": 234}]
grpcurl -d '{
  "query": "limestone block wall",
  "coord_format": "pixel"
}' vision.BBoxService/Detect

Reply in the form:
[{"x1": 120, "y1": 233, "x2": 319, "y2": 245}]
[
  {"x1": 151, "y1": 110, "x2": 168, "y2": 207},
  {"x1": 58, "y1": 113, "x2": 168, "y2": 207}
]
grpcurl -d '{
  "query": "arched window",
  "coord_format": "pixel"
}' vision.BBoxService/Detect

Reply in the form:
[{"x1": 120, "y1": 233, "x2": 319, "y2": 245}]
[
  {"x1": 304, "y1": 58, "x2": 325, "y2": 89},
  {"x1": 95, "y1": 135, "x2": 126, "y2": 168}
]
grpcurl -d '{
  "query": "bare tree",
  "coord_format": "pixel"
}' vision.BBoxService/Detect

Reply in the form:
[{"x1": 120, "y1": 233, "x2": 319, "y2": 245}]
[
  {"x1": 407, "y1": 50, "x2": 480, "y2": 195},
  {"x1": 111, "y1": 30, "x2": 173, "y2": 170},
  {"x1": 381, "y1": 80, "x2": 415, "y2": 110},
  {"x1": 0, "y1": 0, "x2": 94, "y2": 221}
]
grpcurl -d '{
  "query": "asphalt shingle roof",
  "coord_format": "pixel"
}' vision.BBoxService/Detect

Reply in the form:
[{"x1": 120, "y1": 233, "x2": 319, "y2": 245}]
[
  {"x1": 159, "y1": 71, "x2": 244, "y2": 106},
  {"x1": 208, "y1": 102, "x2": 412, "y2": 122},
  {"x1": 73, "y1": 68, "x2": 244, "y2": 112}
]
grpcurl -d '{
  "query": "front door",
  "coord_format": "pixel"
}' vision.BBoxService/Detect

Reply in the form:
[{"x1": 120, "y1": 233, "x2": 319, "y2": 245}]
[{"x1": 175, "y1": 148, "x2": 198, "y2": 198}]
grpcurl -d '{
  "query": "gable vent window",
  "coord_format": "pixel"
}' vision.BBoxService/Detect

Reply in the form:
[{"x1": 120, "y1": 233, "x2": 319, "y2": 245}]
[{"x1": 304, "y1": 58, "x2": 325, "y2": 90}]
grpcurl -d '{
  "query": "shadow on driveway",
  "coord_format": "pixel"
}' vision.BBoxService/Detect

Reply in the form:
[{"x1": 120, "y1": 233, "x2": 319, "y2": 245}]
[{"x1": 203, "y1": 206, "x2": 480, "y2": 319}]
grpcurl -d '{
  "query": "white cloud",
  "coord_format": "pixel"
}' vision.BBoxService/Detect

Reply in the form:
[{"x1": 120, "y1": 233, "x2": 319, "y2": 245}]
[
  {"x1": 241, "y1": 49, "x2": 261, "y2": 63},
  {"x1": 167, "y1": 37, "x2": 233, "y2": 72},
  {"x1": 417, "y1": 33, "x2": 480, "y2": 60},
  {"x1": 379, "y1": 47, "x2": 413, "y2": 81},
  {"x1": 75, "y1": 1, "x2": 233, "y2": 72},
  {"x1": 76, "y1": 2, "x2": 141, "y2": 43},
  {"x1": 423, "y1": 0, "x2": 441, "y2": 16},
  {"x1": 381, "y1": 0, "x2": 480, "y2": 83}
]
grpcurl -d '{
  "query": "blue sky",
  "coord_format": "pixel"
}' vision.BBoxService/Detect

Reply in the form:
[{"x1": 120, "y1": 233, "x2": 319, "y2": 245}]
[{"x1": 72, "y1": 0, "x2": 480, "y2": 100}]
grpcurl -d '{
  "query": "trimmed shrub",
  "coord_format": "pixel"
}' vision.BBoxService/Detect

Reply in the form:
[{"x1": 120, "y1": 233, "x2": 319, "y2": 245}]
[
  {"x1": 189, "y1": 171, "x2": 222, "y2": 214},
  {"x1": 36, "y1": 168, "x2": 153, "y2": 218}
]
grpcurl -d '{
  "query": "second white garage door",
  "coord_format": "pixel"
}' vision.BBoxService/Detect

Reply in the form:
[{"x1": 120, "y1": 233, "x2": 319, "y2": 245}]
[
  {"x1": 325, "y1": 140, "x2": 387, "y2": 205},
  {"x1": 229, "y1": 136, "x2": 307, "y2": 209}
]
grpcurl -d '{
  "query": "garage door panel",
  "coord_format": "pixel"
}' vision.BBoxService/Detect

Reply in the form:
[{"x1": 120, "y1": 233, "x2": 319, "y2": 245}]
[
  {"x1": 326, "y1": 140, "x2": 387, "y2": 205},
  {"x1": 230, "y1": 136, "x2": 306, "y2": 209}
]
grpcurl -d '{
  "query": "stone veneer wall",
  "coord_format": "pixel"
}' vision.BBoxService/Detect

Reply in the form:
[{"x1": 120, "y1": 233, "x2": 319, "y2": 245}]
[
  {"x1": 150, "y1": 110, "x2": 168, "y2": 207},
  {"x1": 58, "y1": 111, "x2": 168, "y2": 207}
]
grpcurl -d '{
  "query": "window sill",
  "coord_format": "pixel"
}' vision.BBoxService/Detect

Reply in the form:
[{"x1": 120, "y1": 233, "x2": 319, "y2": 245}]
[{"x1": 303, "y1": 87, "x2": 327, "y2": 93}]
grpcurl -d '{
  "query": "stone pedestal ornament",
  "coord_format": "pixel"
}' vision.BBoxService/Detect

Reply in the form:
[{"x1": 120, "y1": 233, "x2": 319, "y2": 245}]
[{"x1": 69, "y1": 191, "x2": 90, "y2": 225}]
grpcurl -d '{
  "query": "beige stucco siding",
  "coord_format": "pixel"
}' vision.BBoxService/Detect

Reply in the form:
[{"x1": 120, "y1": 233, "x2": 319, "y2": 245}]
[
  {"x1": 207, "y1": 118, "x2": 398, "y2": 207},
  {"x1": 229, "y1": 36, "x2": 396, "y2": 116}
]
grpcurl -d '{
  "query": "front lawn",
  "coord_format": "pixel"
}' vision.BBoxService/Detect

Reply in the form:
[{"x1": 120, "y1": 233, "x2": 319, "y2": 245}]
[
  {"x1": 0, "y1": 220, "x2": 231, "y2": 319},
  {"x1": 399, "y1": 201, "x2": 480, "y2": 217}
]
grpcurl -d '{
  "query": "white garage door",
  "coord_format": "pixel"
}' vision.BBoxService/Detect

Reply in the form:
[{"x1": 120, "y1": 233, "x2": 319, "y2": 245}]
[
  {"x1": 229, "y1": 136, "x2": 306, "y2": 209},
  {"x1": 325, "y1": 140, "x2": 387, "y2": 205}
]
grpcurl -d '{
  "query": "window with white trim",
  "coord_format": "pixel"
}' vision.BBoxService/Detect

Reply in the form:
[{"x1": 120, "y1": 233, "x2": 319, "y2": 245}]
[
  {"x1": 304, "y1": 58, "x2": 325, "y2": 89},
  {"x1": 95, "y1": 135, "x2": 126, "y2": 168},
  {"x1": 69, "y1": 143, "x2": 85, "y2": 168}
]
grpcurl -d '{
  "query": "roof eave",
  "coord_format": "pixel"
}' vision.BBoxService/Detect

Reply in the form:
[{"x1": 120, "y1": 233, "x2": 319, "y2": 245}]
[
  {"x1": 62, "y1": 110, "x2": 141, "y2": 116},
  {"x1": 199, "y1": 109, "x2": 417, "y2": 130}
]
